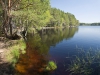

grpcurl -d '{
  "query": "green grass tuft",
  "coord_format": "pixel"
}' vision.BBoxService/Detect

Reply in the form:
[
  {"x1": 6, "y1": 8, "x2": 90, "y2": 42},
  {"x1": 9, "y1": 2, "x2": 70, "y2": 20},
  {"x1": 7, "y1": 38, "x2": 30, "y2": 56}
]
[{"x1": 46, "y1": 61, "x2": 57, "y2": 71}]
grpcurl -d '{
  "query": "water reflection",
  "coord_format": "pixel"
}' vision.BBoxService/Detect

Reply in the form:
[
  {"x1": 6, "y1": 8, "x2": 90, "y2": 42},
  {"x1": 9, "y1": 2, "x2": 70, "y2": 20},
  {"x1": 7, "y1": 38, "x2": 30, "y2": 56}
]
[
  {"x1": 39, "y1": 27, "x2": 78, "y2": 46},
  {"x1": 15, "y1": 27, "x2": 78, "y2": 75}
]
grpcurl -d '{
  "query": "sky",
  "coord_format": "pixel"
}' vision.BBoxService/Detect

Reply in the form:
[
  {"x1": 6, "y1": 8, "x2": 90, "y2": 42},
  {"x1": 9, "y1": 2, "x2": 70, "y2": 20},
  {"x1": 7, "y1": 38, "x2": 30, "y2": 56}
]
[{"x1": 50, "y1": 0, "x2": 100, "y2": 23}]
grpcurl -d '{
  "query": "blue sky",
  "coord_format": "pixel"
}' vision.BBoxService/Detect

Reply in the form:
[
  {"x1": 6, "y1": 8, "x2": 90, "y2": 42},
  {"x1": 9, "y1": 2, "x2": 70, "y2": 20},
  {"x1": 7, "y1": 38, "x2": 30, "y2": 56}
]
[{"x1": 50, "y1": 0, "x2": 100, "y2": 23}]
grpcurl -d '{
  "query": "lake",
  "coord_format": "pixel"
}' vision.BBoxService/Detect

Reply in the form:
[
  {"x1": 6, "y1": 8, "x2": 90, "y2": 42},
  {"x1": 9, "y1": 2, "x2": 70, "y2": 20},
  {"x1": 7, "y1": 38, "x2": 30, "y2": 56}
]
[{"x1": 15, "y1": 26, "x2": 100, "y2": 75}]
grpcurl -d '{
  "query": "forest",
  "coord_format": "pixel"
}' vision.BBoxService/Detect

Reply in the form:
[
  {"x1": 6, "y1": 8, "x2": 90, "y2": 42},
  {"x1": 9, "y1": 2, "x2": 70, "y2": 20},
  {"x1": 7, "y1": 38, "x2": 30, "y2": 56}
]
[
  {"x1": 80, "y1": 23, "x2": 100, "y2": 26},
  {"x1": 0, "y1": 0, "x2": 79, "y2": 39}
]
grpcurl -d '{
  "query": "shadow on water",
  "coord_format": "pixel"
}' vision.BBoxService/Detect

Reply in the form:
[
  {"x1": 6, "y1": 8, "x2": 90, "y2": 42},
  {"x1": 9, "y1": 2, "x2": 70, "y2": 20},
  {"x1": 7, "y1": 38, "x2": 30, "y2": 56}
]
[{"x1": 15, "y1": 27, "x2": 78, "y2": 75}]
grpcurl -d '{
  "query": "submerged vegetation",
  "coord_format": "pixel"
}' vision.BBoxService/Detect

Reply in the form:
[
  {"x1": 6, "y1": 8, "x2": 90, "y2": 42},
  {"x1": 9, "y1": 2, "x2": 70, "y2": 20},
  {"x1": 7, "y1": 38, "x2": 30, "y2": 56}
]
[{"x1": 67, "y1": 47, "x2": 100, "y2": 75}]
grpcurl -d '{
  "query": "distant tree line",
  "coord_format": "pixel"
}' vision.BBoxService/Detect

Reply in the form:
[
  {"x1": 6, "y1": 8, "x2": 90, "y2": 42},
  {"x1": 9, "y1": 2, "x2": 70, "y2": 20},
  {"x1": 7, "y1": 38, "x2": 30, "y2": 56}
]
[
  {"x1": 0, "y1": 0, "x2": 79, "y2": 39},
  {"x1": 80, "y1": 23, "x2": 100, "y2": 26},
  {"x1": 48, "y1": 8, "x2": 79, "y2": 27}
]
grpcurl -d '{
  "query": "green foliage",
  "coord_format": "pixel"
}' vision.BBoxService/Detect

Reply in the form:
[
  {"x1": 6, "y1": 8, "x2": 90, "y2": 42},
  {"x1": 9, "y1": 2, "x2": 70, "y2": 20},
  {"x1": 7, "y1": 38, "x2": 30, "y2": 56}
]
[
  {"x1": 46, "y1": 61, "x2": 57, "y2": 71},
  {"x1": 11, "y1": 48, "x2": 20, "y2": 65},
  {"x1": 11, "y1": 0, "x2": 51, "y2": 30},
  {"x1": 0, "y1": 0, "x2": 79, "y2": 36},
  {"x1": 49, "y1": 8, "x2": 79, "y2": 27},
  {"x1": 68, "y1": 13, "x2": 77, "y2": 26}
]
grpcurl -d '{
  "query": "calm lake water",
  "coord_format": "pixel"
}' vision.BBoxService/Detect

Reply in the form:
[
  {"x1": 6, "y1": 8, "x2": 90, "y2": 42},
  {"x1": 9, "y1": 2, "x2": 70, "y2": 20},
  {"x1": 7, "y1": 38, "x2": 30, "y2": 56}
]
[{"x1": 15, "y1": 26, "x2": 100, "y2": 75}]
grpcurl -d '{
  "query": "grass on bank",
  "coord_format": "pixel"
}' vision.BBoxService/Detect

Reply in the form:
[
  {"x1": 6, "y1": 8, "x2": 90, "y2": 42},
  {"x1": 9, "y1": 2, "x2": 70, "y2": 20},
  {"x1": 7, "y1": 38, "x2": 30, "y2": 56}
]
[{"x1": 6, "y1": 39, "x2": 26, "y2": 67}]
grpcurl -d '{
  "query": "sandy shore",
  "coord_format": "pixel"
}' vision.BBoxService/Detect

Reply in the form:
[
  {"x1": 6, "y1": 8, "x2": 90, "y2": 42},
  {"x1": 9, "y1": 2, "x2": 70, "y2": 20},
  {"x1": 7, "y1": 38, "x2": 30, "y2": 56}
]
[{"x1": 0, "y1": 41, "x2": 7, "y2": 63}]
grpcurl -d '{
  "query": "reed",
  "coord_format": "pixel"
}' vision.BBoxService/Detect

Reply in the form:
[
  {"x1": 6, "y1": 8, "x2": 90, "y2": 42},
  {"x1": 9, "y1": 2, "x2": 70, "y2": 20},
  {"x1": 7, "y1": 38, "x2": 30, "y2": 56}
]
[{"x1": 67, "y1": 47, "x2": 100, "y2": 75}]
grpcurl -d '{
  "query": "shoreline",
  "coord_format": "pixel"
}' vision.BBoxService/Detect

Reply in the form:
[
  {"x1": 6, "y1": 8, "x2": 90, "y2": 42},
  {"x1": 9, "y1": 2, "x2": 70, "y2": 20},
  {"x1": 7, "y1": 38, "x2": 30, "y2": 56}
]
[
  {"x1": 0, "y1": 41, "x2": 8, "y2": 63},
  {"x1": 0, "y1": 40, "x2": 12, "y2": 75}
]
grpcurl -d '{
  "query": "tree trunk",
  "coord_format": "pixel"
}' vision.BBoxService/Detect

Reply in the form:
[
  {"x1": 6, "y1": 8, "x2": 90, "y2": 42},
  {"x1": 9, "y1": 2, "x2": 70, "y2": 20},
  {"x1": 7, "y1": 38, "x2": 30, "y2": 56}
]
[
  {"x1": 1, "y1": 0, "x2": 13, "y2": 39},
  {"x1": 1, "y1": 0, "x2": 27, "y2": 39},
  {"x1": 8, "y1": 0, "x2": 12, "y2": 36}
]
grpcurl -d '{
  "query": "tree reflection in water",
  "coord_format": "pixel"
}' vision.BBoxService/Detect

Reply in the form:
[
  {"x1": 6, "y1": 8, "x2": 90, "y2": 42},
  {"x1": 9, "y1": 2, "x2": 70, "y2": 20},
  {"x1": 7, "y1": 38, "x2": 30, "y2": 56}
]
[{"x1": 15, "y1": 27, "x2": 78, "y2": 75}]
